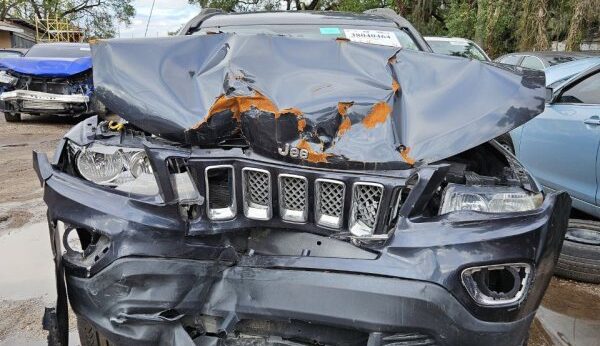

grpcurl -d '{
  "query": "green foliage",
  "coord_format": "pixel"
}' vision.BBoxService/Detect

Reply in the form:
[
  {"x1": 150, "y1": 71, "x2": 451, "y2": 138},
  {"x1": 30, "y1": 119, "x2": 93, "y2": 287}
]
[
  {"x1": 445, "y1": 0, "x2": 475, "y2": 39},
  {"x1": 1, "y1": 0, "x2": 136, "y2": 38}
]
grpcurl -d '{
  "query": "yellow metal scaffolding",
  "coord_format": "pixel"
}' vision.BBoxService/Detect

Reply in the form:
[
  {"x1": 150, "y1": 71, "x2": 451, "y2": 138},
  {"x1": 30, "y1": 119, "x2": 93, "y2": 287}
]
[{"x1": 35, "y1": 16, "x2": 83, "y2": 43}]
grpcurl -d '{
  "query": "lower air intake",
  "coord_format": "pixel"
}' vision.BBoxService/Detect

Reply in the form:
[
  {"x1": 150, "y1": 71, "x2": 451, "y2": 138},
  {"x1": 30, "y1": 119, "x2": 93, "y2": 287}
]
[{"x1": 381, "y1": 332, "x2": 437, "y2": 346}]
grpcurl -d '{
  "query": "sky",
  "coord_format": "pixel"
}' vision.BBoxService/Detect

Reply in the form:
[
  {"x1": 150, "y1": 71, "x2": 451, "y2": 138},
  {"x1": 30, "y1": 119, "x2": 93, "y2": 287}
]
[{"x1": 117, "y1": 0, "x2": 201, "y2": 38}]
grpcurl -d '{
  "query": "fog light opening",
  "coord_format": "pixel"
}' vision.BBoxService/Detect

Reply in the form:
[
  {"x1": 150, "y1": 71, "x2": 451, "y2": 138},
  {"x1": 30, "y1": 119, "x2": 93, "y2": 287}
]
[
  {"x1": 58, "y1": 221, "x2": 111, "y2": 264},
  {"x1": 63, "y1": 226, "x2": 93, "y2": 255},
  {"x1": 462, "y1": 263, "x2": 531, "y2": 306}
]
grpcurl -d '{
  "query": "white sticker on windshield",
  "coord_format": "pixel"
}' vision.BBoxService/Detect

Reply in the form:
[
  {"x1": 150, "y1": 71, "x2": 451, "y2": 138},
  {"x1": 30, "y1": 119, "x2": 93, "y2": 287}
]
[{"x1": 343, "y1": 29, "x2": 402, "y2": 47}]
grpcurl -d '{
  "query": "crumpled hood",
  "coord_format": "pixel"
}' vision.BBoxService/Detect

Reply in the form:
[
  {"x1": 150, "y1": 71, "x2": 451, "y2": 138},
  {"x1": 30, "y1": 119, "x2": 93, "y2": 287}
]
[
  {"x1": 91, "y1": 34, "x2": 545, "y2": 168},
  {"x1": 0, "y1": 57, "x2": 92, "y2": 77}
]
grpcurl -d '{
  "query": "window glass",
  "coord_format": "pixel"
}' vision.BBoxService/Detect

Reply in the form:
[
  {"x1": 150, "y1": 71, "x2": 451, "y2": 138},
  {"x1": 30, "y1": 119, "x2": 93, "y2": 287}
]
[
  {"x1": 520, "y1": 56, "x2": 545, "y2": 70},
  {"x1": 498, "y1": 55, "x2": 520, "y2": 65},
  {"x1": 428, "y1": 40, "x2": 488, "y2": 61},
  {"x1": 558, "y1": 72, "x2": 600, "y2": 104},
  {"x1": 195, "y1": 25, "x2": 420, "y2": 50}
]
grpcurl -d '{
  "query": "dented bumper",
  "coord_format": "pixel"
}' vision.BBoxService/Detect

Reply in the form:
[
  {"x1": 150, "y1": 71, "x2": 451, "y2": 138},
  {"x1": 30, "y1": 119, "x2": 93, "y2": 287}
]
[
  {"x1": 34, "y1": 147, "x2": 571, "y2": 346},
  {"x1": 1, "y1": 88, "x2": 90, "y2": 115}
]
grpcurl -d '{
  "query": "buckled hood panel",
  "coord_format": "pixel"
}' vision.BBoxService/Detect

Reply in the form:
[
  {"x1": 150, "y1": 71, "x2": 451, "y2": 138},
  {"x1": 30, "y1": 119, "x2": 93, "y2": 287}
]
[
  {"x1": 91, "y1": 34, "x2": 545, "y2": 169},
  {"x1": 0, "y1": 57, "x2": 93, "y2": 77}
]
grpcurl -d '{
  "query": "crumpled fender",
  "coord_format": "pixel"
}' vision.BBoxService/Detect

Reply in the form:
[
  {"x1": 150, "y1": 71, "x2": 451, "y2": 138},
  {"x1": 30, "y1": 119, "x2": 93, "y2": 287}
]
[
  {"x1": 91, "y1": 34, "x2": 545, "y2": 168},
  {"x1": 0, "y1": 57, "x2": 92, "y2": 77}
]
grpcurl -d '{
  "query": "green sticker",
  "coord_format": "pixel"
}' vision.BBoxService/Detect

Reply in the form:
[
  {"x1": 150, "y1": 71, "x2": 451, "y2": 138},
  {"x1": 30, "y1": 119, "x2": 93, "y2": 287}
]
[{"x1": 320, "y1": 27, "x2": 341, "y2": 35}]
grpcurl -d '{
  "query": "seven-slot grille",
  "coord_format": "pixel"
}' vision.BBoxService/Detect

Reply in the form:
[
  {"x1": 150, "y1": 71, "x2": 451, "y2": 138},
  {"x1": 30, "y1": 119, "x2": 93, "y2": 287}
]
[
  {"x1": 350, "y1": 183, "x2": 384, "y2": 236},
  {"x1": 278, "y1": 174, "x2": 308, "y2": 223},
  {"x1": 242, "y1": 168, "x2": 272, "y2": 220},
  {"x1": 203, "y1": 165, "x2": 391, "y2": 235},
  {"x1": 315, "y1": 179, "x2": 345, "y2": 229}
]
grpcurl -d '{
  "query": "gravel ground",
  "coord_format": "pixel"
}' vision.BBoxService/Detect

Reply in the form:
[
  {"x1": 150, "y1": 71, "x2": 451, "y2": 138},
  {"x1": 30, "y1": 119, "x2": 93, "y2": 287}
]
[{"x1": 0, "y1": 114, "x2": 599, "y2": 346}]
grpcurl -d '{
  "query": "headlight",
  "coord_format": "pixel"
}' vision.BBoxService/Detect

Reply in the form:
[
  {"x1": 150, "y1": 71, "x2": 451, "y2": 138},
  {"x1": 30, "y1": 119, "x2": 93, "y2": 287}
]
[
  {"x1": 0, "y1": 70, "x2": 18, "y2": 85},
  {"x1": 72, "y1": 142, "x2": 201, "y2": 202},
  {"x1": 75, "y1": 143, "x2": 159, "y2": 196},
  {"x1": 440, "y1": 184, "x2": 543, "y2": 214}
]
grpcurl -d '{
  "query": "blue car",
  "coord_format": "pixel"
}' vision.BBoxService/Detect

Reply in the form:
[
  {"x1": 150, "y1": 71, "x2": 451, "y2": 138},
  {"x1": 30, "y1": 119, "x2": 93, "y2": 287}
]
[
  {"x1": 0, "y1": 42, "x2": 94, "y2": 122},
  {"x1": 506, "y1": 58, "x2": 600, "y2": 283}
]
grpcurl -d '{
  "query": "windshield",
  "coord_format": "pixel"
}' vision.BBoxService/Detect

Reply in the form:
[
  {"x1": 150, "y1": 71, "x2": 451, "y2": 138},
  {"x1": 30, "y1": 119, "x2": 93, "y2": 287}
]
[
  {"x1": 428, "y1": 40, "x2": 488, "y2": 61},
  {"x1": 25, "y1": 44, "x2": 91, "y2": 58},
  {"x1": 0, "y1": 51, "x2": 23, "y2": 58},
  {"x1": 195, "y1": 24, "x2": 419, "y2": 50}
]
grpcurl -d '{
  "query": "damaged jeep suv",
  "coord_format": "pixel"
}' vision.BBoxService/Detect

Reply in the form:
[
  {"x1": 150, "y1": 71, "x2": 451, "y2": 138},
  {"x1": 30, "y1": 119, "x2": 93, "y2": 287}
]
[{"x1": 34, "y1": 9, "x2": 570, "y2": 346}]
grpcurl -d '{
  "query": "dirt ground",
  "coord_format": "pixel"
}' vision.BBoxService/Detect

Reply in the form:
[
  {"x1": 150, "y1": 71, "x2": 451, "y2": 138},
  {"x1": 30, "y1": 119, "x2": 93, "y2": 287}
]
[{"x1": 0, "y1": 114, "x2": 599, "y2": 346}]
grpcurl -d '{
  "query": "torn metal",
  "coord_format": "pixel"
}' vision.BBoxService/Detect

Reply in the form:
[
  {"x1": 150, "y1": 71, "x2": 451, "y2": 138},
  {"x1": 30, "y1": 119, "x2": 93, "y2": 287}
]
[{"x1": 91, "y1": 34, "x2": 545, "y2": 167}]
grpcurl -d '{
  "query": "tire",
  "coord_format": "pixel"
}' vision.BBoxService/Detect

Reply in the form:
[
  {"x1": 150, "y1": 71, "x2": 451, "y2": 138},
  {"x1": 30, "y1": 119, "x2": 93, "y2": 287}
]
[
  {"x1": 77, "y1": 317, "x2": 113, "y2": 346},
  {"x1": 554, "y1": 219, "x2": 600, "y2": 284},
  {"x1": 4, "y1": 112, "x2": 21, "y2": 122}
]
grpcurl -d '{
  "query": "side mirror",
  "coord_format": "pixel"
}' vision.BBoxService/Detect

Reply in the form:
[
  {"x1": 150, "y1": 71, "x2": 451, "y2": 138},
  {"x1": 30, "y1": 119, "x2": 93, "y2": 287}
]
[{"x1": 545, "y1": 87, "x2": 554, "y2": 103}]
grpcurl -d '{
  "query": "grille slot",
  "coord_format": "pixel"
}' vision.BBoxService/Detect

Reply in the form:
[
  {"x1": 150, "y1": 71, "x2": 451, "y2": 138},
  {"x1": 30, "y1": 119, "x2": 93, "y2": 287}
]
[
  {"x1": 242, "y1": 168, "x2": 272, "y2": 220},
  {"x1": 350, "y1": 182, "x2": 384, "y2": 236},
  {"x1": 315, "y1": 179, "x2": 345, "y2": 229},
  {"x1": 205, "y1": 165, "x2": 236, "y2": 220},
  {"x1": 278, "y1": 174, "x2": 308, "y2": 223}
]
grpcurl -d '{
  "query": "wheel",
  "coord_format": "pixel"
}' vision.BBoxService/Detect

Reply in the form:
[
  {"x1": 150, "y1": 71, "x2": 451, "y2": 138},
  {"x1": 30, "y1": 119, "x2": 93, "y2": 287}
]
[
  {"x1": 554, "y1": 219, "x2": 600, "y2": 284},
  {"x1": 4, "y1": 112, "x2": 21, "y2": 122},
  {"x1": 77, "y1": 317, "x2": 113, "y2": 346}
]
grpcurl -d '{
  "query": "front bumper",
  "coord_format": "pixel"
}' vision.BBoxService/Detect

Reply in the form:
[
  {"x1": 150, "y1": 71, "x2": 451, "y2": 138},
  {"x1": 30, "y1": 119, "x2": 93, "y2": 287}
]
[
  {"x1": 1, "y1": 89, "x2": 89, "y2": 114},
  {"x1": 33, "y1": 148, "x2": 571, "y2": 346}
]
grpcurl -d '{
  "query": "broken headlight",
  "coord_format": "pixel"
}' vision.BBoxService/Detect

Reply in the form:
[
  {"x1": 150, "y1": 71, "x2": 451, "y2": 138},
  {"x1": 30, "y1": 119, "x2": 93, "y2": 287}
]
[
  {"x1": 74, "y1": 143, "x2": 156, "y2": 191},
  {"x1": 439, "y1": 184, "x2": 543, "y2": 215},
  {"x1": 0, "y1": 70, "x2": 18, "y2": 85}
]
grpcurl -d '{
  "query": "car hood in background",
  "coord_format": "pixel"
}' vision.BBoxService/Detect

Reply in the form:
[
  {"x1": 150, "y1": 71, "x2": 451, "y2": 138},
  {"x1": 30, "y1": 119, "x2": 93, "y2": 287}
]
[
  {"x1": 92, "y1": 34, "x2": 545, "y2": 169},
  {"x1": 0, "y1": 57, "x2": 92, "y2": 77}
]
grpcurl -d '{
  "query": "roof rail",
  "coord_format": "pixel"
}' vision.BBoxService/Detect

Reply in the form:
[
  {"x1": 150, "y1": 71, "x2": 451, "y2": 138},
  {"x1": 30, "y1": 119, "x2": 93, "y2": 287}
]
[{"x1": 179, "y1": 8, "x2": 226, "y2": 35}]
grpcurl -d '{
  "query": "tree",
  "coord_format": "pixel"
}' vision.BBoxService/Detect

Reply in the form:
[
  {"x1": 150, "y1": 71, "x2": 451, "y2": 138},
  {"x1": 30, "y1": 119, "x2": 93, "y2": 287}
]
[
  {"x1": 187, "y1": 0, "x2": 600, "y2": 56},
  {"x1": 2, "y1": 0, "x2": 135, "y2": 39},
  {"x1": 517, "y1": 0, "x2": 550, "y2": 51}
]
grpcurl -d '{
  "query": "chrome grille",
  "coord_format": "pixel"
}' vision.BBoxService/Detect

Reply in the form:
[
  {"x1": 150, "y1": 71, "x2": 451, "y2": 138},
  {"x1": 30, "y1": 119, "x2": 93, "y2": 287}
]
[
  {"x1": 205, "y1": 165, "x2": 236, "y2": 220},
  {"x1": 315, "y1": 179, "x2": 345, "y2": 228},
  {"x1": 244, "y1": 169, "x2": 270, "y2": 205},
  {"x1": 278, "y1": 174, "x2": 308, "y2": 222},
  {"x1": 242, "y1": 168, "x2": 271, "y2": 220},
  {"x1": 350, "y1": 182, "x2": 383, "y2": 236}
]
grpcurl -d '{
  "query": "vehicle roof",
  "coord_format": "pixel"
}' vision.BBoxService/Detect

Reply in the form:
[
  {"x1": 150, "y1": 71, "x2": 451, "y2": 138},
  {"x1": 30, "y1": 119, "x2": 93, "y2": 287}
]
[
  {"x1": 0, "y1": 48, "x2": 27, "y2": 53},
  {"x1": 424, "y1": 36, "x2": 473, "y2": 42},
  {"x1": 201, "y1": 11, "x2": 399, "y2": 27},
  {"x1": 30, "y1": 42, "x2": 90, "y2": 49},
  {"x1": 502, "y1": 51, "x2": 599, "y2": 58}
]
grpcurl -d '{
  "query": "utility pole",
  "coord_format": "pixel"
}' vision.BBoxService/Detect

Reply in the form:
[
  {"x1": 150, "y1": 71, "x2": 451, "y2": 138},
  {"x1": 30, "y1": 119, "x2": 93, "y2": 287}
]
[{"x1": 144, "y1": 0, "x2": 156, "y2": 37}]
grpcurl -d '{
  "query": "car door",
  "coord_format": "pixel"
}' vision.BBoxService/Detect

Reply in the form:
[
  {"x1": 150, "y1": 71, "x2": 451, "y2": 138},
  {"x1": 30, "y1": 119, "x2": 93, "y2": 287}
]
[{"x1": 518, "y1": 69, "x2": 600, "y2": 205}]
